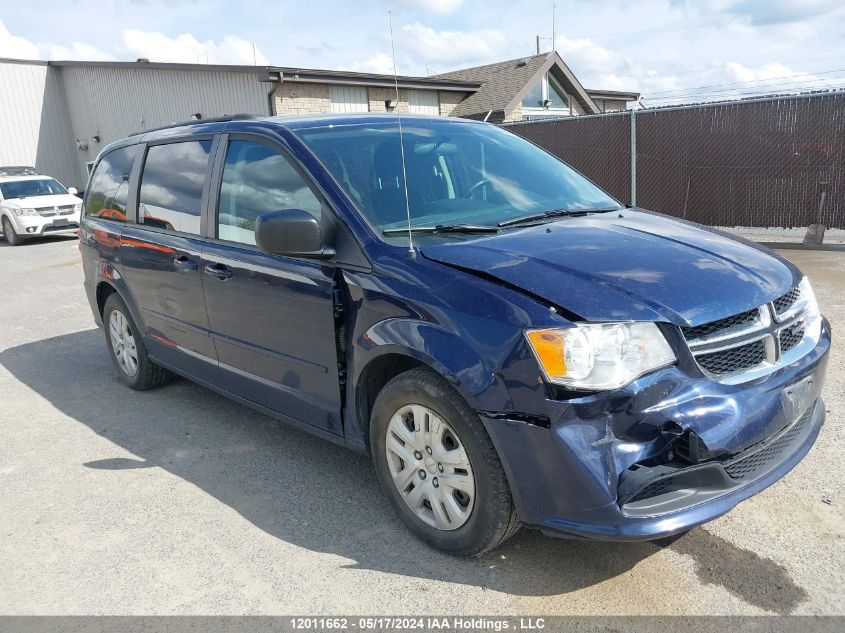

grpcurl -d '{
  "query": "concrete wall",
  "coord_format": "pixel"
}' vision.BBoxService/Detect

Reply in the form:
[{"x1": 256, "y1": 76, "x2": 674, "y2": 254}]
[{"x1": 0, "y1": 61, "x2": 78, "y2": 186}]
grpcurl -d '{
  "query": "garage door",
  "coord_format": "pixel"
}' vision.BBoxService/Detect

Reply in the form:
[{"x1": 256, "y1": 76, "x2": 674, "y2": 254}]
[
  {"x1": 408, "y1": 90, "x2": 439, "y2": 115},
  {"x1": 330, "y1": 86, "x2": 369, "y2": 113}
]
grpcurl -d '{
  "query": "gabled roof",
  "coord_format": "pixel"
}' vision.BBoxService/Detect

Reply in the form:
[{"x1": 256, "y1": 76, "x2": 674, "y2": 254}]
[{"x1": 432, "y1": 52, "x2": 601, "y2": 118}]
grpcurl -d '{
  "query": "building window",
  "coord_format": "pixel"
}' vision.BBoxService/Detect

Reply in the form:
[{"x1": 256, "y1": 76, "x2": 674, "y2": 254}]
[
  {"x1": 408, "y1": 90, "x2": 439, "y2": 115},
  {"x1": 330, "y1": 85, "x2": 369, "y2": 113},
  {"x1": 521, "y1": 73, "x2": 572, "y2": 118}
]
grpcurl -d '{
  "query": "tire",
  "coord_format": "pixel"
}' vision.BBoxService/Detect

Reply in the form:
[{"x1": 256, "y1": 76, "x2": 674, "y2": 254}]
[
  {"x1": 2, "y1": 217, "x2": 22, "y2": 246},
  {"x1": 102, "y1": 293, "x2": 171, "y2": 390},
  {"x1": 370, "y1": 368, "x2": 519, "y2": 556}
]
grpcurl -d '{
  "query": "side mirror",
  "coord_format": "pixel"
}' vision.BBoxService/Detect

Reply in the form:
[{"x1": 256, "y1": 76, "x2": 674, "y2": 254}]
[
  {"x1": 68, "y1": 187, "x2": 78, "y2": 196},
  {"x1": 255, "y1": 209, "x2": 335, "y2": 259}
]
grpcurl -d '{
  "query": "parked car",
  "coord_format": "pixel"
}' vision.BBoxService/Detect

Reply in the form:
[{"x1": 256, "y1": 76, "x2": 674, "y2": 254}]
[
  {"x1": 0, "y1": 170, "x2": 82, "y2": 245},
  {"x1": 79, "y1": 114, "x2": 830, "y2": 556}
]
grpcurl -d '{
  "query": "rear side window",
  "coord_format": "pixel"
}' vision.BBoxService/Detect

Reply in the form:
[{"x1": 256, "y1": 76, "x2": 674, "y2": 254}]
[
  {"x1": 217, "y1": 140, "x2": 321, "y2": 246},
  {"x1": 85, "y1": 145, "x2": 141, "y2": 221},
  {"x1": 138, "y1": 140, "x2": 213, "y2": 235}
]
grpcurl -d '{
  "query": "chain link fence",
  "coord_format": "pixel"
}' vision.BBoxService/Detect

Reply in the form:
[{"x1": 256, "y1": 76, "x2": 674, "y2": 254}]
[{"x1": 506, "y1": 91, "x2": 845, "y2": 230}]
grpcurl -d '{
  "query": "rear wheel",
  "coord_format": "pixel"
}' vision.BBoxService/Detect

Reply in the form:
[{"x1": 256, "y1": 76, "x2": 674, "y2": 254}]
[
  {"x1": 102, "y1": 293, "x2": 171, "y2": 390},
  {"x1": 370, "y1": 368, "x2": 519, "y2": 556},
  {"x1": 2, "y1": 217, "x2": 22, "y2": 246}
]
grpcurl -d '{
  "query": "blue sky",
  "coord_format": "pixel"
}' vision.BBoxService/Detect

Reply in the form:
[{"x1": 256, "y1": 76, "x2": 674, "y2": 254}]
[{"x1": 2, "y1": 0, "x2": 844, "y2": 105}]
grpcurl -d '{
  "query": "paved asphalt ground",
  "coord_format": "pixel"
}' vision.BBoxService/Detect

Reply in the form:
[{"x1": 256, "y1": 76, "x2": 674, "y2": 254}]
[{"x1": 0, "y1": 236, "x2": 842, "y2": 616}]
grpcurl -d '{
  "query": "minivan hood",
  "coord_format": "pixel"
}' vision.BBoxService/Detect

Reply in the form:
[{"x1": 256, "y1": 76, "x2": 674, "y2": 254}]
[{"x1": 421, "y1": 211, "x2": 800, "y2": 326}]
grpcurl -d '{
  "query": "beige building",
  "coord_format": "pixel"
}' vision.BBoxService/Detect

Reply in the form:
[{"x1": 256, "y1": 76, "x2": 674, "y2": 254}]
[
  {"x1": 0, "y1": 52, "x2": 637, "y2": 188},
  {"x1": 267, "y1": 51, "x2": 638, "y2": 124}
]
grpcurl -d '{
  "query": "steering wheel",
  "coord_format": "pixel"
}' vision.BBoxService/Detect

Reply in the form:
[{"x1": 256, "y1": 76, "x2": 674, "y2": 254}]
[{"x1": 465, "y1": 179, "x2": 490, "y2": 199}]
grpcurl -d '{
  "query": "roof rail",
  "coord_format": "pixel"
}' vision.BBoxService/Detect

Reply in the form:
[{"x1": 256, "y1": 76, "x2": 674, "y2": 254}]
[{"x1": 131, "y1": 113, "x2": 262, "y2": 136}]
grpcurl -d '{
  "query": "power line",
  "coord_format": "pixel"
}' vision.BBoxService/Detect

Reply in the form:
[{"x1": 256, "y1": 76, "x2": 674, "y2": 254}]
[
  {"x1": 644, "y1": 67, "x2": 845, "y2": 98},
  {"x1": 568, "y1": 19, "x2": 754, "y2": 40},
  {"x1": 645, "y1": 81, "x2": 845, "y2": 105},
  {"x1": 645, "y1": 75, "x2": 845, "y2": 101}
]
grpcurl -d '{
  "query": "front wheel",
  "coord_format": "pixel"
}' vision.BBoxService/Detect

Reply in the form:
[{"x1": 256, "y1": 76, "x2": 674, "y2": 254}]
[
  {"x1": 2, "y1": 217, "x2": 22, "y2": 246},
  {"x1": 370, "y1": 368, "x2": 519, "y2": 556}
]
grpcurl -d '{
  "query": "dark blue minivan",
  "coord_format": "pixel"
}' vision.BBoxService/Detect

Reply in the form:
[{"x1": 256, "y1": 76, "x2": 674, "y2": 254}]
[{"x1": 80, "y1": 114, "x2": 830, "y2": 556}]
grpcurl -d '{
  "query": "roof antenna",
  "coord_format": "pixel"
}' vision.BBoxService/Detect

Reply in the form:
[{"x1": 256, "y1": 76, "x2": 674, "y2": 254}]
[{"x1": 388, "y1": 10, "x2": 415, "y2": 258}]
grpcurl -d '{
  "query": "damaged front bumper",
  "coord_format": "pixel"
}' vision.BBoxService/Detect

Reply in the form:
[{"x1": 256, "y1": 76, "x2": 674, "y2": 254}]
[{"x1": 481, "y1": 318, "x2": 830, "y2": 541}]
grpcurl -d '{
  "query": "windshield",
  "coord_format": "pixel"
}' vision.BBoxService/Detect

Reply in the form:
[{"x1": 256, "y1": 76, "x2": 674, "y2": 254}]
[
  {"x1": 0, "y1": 178, "x2": 68, "y2": 200},
  {"x1": 294, "y1": 119, "x2": 619, "y2": 232}
]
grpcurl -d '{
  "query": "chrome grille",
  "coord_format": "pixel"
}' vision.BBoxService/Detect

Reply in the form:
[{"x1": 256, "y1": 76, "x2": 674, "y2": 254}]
[
  {"x1": 779, "y1": 322, "x2": 805, "y2": 353},
  {"x1": 36, "y1": 205, "x2": 75, "y2": 217},
  {"x1": 773, "y1": 286, "x2": 801, "y2": 315},
  {"x1": 683, "y1": 282, "x2": 820, "y2": 383},
  {"x1": 697, "y1": 339, "x2": 767, "y2": 376},
  {"x1": 681, "y1": 308, "x2": 758, "y2": 340}
]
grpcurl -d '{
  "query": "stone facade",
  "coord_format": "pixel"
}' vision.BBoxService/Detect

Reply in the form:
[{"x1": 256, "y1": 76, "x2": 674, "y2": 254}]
[
  {"x1": 367, "y1": 87, "x2": 410, "y2": 113},
  {"x1": 273, "y1": 83, "x2": 331, "y2": 116},
  {"x1": 439, "y1": 91, "x2": 470, "y2": 116},
  {"x1": 503, "y1": 103, "x2": 523, "y2": 123},
  {"x1": 571, "y1": 99, "x2": 587, "y2": 116},
  {"x1": 272, "y1": 82, "x2": 474, "y2": 118}
]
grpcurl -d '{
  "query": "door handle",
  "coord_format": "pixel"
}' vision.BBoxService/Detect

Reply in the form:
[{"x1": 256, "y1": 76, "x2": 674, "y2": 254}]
[
  {"x1": 204, "y1": 263, "x2": 234, "y2": 279},
  {"x1": 173, "y1": 256, "x2": 198, "y2": 272}
]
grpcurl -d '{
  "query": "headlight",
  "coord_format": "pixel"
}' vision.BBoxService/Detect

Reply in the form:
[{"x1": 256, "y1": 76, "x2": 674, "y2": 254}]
[
  {"x1": 73, "y1": 204, "x2": 82, "y2": 214},
  {"x1": 798, "y1": 276, "x2": 819, "y2": 317},
  {"x1": 13, "y1": 208, "x2": 37, "y2": 216},
  {"x1": 525, "y1": 322, "x2": 676, "y2": 390}
]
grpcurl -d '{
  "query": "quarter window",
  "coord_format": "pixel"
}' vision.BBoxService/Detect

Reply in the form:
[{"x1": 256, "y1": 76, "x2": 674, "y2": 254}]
[
  {"x1": 84, "y1": 145, "x2": 141, "y2": 221},
  {"x1": 217, "y1": 140, "x2": 321, "y2": 246},
  {"x1": 138, "y1": 140, "x2": 213, "y2": 234}
]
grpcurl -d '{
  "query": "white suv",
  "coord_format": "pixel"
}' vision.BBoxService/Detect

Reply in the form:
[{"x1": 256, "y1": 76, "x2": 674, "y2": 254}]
[{"x1": 0, "y1": 168, "x2": 83, "y2": 246}]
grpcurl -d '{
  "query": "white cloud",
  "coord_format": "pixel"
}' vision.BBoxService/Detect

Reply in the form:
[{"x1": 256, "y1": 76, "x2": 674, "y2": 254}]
[
  {"x1": 398, "y1": 0, "x2": 464, "y2": 14},
  {"x1": 0, "y1": 20, "x2": 39, "y2": 59},
  {"x1": 41, "y1": 41, "x2": 113, "y2": 61},
  {"x1": 121, "y1": 30, "x2": 269, "y2": 65},
  {"x1": 556, "y1": 36, "x2": 622, "y2": 76},
  {"x1": 401, "y1": 22, "x2": 509, "y2": 66},
  {"x1": 349, "y1": 52, "x2": 395, "y2": 74}
]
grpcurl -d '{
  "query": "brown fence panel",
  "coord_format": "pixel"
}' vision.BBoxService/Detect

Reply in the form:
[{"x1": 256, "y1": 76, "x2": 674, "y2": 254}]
[
  {"x1": 508, "y1": 113, "x2": 631, "y2": 203},
  {"x1": 506, "y1": 92, "x2": 845, "y2": 229}
]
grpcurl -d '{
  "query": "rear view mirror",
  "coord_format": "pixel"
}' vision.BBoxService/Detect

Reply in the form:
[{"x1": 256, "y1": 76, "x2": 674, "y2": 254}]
[
  {"x1": 255, "y1": 209, "x2": 335, "y2": 259},
  {"x1": 68, "y1": 187, "x2": 78, "y2": 195}
]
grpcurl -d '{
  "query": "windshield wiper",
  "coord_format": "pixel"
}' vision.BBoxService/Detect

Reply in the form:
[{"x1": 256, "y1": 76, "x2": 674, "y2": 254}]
[
  {"x1": 383, "y1": 224, "x2": 499, "y2": 235},
  {"x1": 498, "y1": 207, "x2": 620, "y2": 227}
]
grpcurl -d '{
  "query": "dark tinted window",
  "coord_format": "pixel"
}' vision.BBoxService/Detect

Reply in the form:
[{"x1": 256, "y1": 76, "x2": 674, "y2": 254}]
[
  {"x1": 217, "y1": 140, "x2": 321, "y2": 245},
  {"x1": 85, "y1": 145, "x2": 141, "y2": 221},
  {"x1": 138, "y1": 140, "x2": 212, "y2": 234},
  {"x1": 295, "y1": 120, "x2": 618, "y2": 231}
]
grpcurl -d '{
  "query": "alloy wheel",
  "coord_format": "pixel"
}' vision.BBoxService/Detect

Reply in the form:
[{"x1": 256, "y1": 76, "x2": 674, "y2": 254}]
[{"x1": 109, "y1": 309, "x2": 139, "y2": 377}]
